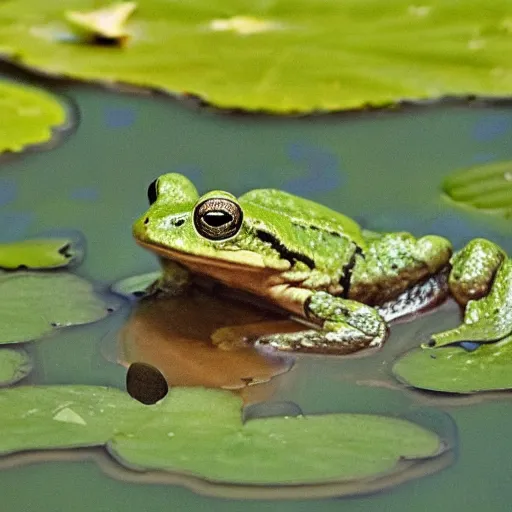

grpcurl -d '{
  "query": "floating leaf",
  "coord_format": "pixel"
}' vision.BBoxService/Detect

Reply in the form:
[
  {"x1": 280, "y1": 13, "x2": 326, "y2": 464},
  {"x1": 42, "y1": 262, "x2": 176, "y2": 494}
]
[
  {"x1": 443, "y1": 160, "x2": 512, "y2": 218},
  {"x1": 0, "y1": 80, "x2": 66, "y2": 153},
  {"x1": 0, "y1": 238, "x2": 81, "y2": 270},
  {"x1": 65, "y1": 2, "x2": 137, "y2": 44},
  {"x1": 0, "y1": 348, "x2": 32, "y2": 386},
  {"x1": 0, "y1": 271, "x2": 113, "y2": 344},
  {"x1": 0, "y1": 385, "x2": 444, "y2": 490},
  {"x1": 393, "y1": 335, "x2": 512, "y2": 393},
  {"x1": 110, "y1": 271, "x2": 160, "y2": 299},
  {"x1": 1, "y1": 1, "x2": 512, "y2": 112}
]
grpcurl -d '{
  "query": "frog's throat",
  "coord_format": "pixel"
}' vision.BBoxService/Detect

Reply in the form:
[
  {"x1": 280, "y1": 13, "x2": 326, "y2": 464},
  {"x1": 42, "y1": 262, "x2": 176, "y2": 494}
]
[{"x1": 136, "y1": 239, "x2": 309, "y2": 317}]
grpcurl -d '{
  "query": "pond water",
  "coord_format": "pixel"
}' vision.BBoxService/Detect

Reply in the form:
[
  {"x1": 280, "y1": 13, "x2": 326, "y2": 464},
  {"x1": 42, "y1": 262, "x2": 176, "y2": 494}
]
[{"x1": 1, "y1": 70, "x2": 512, "y2": 511}]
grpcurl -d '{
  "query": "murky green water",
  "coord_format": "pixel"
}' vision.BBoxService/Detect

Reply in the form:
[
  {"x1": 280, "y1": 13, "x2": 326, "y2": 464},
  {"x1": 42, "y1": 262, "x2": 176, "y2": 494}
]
[{"x1": 1, "y1": 72, "x2": 512, "y2": 510}]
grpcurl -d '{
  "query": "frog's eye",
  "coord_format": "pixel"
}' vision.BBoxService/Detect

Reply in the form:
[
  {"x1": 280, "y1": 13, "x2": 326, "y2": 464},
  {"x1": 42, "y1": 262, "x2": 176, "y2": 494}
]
[
  {"x1": 147, "y1": 179, "x2": 158, "y2": 205},
  {"x1": 193, "y1": 198, "x2": 243, "y2": 241}
]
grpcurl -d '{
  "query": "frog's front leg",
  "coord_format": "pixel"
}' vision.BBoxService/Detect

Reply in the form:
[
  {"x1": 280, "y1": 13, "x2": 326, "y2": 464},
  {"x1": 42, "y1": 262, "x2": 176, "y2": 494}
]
[
  {"x1": 256, "y1": 291, "x2": 388, "y2": 354},
  {"x1": 429, "y1": 239, "x2": 512, "y2": 348},
  {"x1": 146, "y1": 258, "x2": 191, "y2": 297}
]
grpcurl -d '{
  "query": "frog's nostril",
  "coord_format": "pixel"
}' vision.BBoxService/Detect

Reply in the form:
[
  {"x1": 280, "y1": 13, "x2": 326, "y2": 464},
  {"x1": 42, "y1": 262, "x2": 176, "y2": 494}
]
[{"x1": 144, "y1": 217, "x2": 149, "y2": 225}]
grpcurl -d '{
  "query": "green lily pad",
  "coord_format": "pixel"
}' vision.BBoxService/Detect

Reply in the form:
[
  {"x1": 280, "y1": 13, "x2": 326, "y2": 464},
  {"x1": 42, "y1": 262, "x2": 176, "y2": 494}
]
[
  {"x1": 443, "y1": 160, "x2": 512, "y2": 218},
  {"x1": 0, "y1": 385, "x2": 443, "y2": 488},
  {"x1": 0, "y1": 80, "x2": 66, "y2": 152},
  {"x1": 1, "y1": 1, "x2": 512, "y2": 112},
  {"x1": 111, "y1": 271, "x2": 160, "y2": 299},
  {"x1": 0, "y1": 348, "x2": 32, "y2": 386},
  {"x1": 393, "y1": 334, "x2": 512, "y2": 394},
  {"x1": 0, "y1": 238, "x2": 81, "y2": 270},
  {"x1": 0, "y1": 271, "x2": 113, "y2": 344}
]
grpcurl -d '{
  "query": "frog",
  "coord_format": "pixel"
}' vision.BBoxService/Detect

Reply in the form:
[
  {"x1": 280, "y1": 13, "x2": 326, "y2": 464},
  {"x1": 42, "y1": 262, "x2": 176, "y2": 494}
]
[{"x1": 132, "y1": 173, "x2": 512, "y2": 354}]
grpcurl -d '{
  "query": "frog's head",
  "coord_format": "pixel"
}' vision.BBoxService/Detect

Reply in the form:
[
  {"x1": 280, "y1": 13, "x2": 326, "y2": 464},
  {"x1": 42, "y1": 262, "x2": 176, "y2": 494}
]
[{"x1": 133, "y1": 173, "x2": 290, "y2": 273}]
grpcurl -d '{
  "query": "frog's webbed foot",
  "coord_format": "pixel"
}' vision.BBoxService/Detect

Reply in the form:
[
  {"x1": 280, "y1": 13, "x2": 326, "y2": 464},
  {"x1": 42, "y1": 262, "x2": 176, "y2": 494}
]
[
  {"x1": 256, "y1": 292, "x2": 388, "y2": 354},
  {"x1": 145, "y1": 259, "x2": 191, "y2": 297},
  {"x1": 429, "y1": 240, "x2": 511, "y2": 349}
]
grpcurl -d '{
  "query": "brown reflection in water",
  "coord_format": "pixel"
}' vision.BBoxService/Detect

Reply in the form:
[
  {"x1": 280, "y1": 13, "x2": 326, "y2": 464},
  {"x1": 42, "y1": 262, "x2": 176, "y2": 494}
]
[{"x1": 118, "y1": 288, "x2": 298, "y2": 403}]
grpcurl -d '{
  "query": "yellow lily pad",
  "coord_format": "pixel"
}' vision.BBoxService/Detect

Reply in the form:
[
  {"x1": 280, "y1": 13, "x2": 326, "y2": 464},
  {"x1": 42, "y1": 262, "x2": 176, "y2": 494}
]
[
  {"x1": 0, "y1": 1, "x2": 511, "y2": 112},
  {"x1": 0, "y1": 238, "x2": 82, "y2": 270},
  {"x1": 0, "y1": 80, "x2": 66, "y2": 153}
]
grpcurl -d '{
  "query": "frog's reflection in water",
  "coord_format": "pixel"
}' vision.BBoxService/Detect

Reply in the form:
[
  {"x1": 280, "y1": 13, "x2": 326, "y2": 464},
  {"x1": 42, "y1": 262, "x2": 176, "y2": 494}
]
[{"x1": 118, "y1": 287, "x2": 298, "y2": 404}]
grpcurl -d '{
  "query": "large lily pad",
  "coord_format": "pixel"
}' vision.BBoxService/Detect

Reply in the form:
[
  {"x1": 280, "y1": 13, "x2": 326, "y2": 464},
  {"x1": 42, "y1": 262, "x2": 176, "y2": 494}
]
[
  {"x1": 443, "y1": 160, "x2": 512, "y2": 218},
  {"x1": 0, "y1": 348, "x2": 32, "y2": 386},
  {"x1": 0, "y1": 1, "x2": 512, "y2": 112},
  {"x1": 0, "y1": 238, "x2": 81, "y2": 270},
  {"x1": 0, "y1": 385, "x2": 444, "y2": 490},
  {"x1": 0, "y1": 80, "x2": 66, "y2": 152},
  {"x1": 0, "y1": 271, "x2": 113, "y2": 344},
  {"x1": 393, "y1": 335, "x2": 512, "y2": 393}
]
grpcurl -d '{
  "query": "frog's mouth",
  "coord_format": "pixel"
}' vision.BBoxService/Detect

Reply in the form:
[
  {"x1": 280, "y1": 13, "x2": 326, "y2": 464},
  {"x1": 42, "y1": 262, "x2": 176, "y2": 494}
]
[{"x1": 135, "y1": 239, "x2": 287, "y2": 273}]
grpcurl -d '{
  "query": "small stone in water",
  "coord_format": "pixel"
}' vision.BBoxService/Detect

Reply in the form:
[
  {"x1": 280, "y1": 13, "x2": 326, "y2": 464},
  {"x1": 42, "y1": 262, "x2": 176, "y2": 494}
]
[{"x1": 126, "y1": 362, "x2": 168, "y2": 405}]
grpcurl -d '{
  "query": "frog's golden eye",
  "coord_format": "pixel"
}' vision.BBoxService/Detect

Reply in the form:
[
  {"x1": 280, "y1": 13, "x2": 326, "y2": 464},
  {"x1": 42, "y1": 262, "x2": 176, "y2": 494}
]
[
  {"x1": 193, "y1": 198, "x2": 243, "y2": 241},
  {"x1": 147, "y1": 178, "x2": 158, "y2": 205}
]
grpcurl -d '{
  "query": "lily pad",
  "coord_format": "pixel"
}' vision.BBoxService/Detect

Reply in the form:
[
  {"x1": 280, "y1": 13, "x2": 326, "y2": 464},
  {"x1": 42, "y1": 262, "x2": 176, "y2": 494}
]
[
  {"x1": 1, "y1": 1, "x2": 512, "y2": 112},
  {"x1": 0, "y1": 271, "x2": 113, "y2": 344},
  {"x1": 393, "y1": 334, "x2": 512, "y2": 393},
  {"x1": 0, "y1": 348, "x2": 32, "y2": 386},
  {"x1": 443, "y1": 160, "x2": 512, "y2": 218},
  {"x1": 0, "y1": 80, "x2": 66, "y2": 152},
  {"x1": 0, "y1": 238, "x2": 81, "y2": 270},
  {"x1": 111, "y1": 271, "x2": 160, "y2": 299},
  {"x1": 0, "y1": 385, "x2": 444, "y2": 489}
]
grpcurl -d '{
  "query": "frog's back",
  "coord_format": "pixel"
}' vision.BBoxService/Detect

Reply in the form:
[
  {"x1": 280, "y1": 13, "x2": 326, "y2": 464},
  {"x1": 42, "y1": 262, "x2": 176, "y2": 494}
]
[{"x1": 239, "y1": 188, "x2": 365, "y2": 249}]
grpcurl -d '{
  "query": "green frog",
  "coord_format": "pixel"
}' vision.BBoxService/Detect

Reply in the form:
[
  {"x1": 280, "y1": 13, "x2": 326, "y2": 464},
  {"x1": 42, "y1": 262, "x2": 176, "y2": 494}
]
[{"x1": 133, "y1": 173, "x2": 512, "y2": 354}]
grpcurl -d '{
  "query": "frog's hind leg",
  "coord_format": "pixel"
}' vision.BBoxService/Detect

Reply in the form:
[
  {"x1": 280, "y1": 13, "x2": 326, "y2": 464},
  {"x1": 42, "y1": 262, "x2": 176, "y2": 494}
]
[
  {"x1": 255, "y1": 292, "x2": 388, "y2": 355},
  {"x1": 430, "y1": 239, "x2": 511, "y2": 348},
  {"x1": 377, "y1": 269, "x2": 450, "y2": 322}
]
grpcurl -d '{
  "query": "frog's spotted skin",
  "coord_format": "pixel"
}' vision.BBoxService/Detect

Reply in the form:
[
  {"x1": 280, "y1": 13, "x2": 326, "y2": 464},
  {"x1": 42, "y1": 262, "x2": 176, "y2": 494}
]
[{"x1": 133, "y1": 173, "x2": 511, "y2": 354}]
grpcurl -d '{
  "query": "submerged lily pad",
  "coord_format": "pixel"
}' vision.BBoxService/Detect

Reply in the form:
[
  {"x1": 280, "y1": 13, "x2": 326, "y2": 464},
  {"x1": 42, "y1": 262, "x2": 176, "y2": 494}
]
[
  {"x1": 0, "y1": 271, "x2": 113, "y2": 344},
  {"x1": 0, "y1": 238, "x2": 81, "y2": 270},
  {"x1": 393, "y1": 334, "x2": 512, "y2": 393},
  {"x1": 0, "y1": 348, "x2": 32, "y2": 386},
  {"x1": 1, "y1": 1, "x2": 512, "y2": 112},
  {"x1": 443, "y1": 160, "x2": 512, "y2": 218},
  {"x1": 0, "y1": 385, "x2": 443, "y2": 488},
  {"x1": 0, "y1": 80, "x2": 66, "y2": 152}
]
